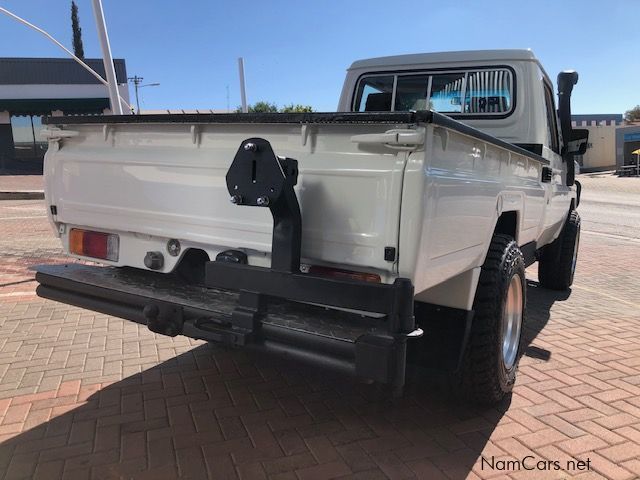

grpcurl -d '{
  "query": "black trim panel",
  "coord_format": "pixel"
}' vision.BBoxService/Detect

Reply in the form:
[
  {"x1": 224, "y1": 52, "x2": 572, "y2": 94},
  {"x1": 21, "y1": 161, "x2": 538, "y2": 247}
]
[
  {"x1": 205, "y1": 262, "x2": 411, "y2": 322},
  {"x1": 410, "y1": 302, "x2": 474, "y2": 372},
  {"x1": 515, "y1": 143, "x2": 543, "y2": 156},
  {"x1": 520, "y1": 241, "x2": 537, "y2": 267}
]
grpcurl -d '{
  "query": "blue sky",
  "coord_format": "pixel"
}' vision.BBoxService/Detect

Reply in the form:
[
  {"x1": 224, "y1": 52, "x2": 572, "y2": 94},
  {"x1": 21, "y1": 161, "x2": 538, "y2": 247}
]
[{"x1": 0, "y1": 0, "x2": 638, "y2": 113}]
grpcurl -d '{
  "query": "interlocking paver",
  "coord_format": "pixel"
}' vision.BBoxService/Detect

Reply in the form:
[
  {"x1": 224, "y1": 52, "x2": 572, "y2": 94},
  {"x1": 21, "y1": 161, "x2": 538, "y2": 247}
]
[
  {"x1": 557, "y1": 434, "x2": 610, "y2": 455},
  {"x1": 0, "y1": 175, "x2": 639, "y2": 479},
  {"x1": 598, "y1": 442, "x2": 640, "y2": 463}
]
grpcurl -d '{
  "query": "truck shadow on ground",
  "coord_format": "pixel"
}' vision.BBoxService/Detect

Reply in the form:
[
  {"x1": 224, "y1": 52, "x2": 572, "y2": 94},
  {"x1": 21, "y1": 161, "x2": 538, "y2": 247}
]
[
  {"x1": 521, "y1": 280, "x2": 570, "y2": 361},
  {"x1": 0, "y1": 282, "x2": 571, "y2": 479}
]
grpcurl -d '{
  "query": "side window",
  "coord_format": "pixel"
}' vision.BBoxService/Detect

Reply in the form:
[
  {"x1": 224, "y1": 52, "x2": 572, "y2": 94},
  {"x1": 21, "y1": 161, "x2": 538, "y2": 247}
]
[
  {"x1": 354, "y1": 76, "x2": 394, "y2": 112},
  {"x1": 10, "y1": 114, "x2": 48, "y2": 160},
  {"x1": 543, "y1": 83, "x2": 560, "y2": 153},
  {"x1": 394, "y1": 75, "x2": 430, "y2": 111},
  {"x1": 430, "y1": 73, "x2": 466, "y2": 113}
]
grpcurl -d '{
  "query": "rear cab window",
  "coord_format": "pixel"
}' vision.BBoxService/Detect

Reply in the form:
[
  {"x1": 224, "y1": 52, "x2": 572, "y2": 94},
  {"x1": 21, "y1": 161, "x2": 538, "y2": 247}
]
[
  {"x1": 354, "y1": 76, "x2": 394, "y2": 112},
  {"x1": 353, "y1": 67, "x2": 515, "y2": 118}
]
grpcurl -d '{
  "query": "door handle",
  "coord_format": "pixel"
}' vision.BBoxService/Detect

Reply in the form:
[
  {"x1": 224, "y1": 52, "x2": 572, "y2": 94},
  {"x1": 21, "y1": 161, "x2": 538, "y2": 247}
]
[
  {"x1": 40, "y1": 129, "x2": 79, "y2": 140},
  {"x1": 351, "y1": 129, "x2": 424, "y2": 150}
]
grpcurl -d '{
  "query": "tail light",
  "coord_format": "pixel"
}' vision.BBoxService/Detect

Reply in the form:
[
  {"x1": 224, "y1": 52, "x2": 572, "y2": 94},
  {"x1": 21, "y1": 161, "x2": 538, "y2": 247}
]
[
  {"x1": 69, "y1": 228, "x2": 119, "y2": 261},
  {"x1": 306, "y1": 265, "x2": 381, "y2": 283}
]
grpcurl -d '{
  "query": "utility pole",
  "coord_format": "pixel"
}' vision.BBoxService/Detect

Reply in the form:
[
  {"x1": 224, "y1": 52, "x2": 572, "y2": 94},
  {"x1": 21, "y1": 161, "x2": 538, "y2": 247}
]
[
  {"x1": 91, "y1": 0, "x2": 122, "y2": 114},
  {"x1": 129, "y1": 75, "x2": 143, "y2": 114},
  {"x1": 238, "y1": 58, "x2": 247, "y2": 113},
  {"x1": 128, "y1": 76, "x2": 160, "y2": 114}
]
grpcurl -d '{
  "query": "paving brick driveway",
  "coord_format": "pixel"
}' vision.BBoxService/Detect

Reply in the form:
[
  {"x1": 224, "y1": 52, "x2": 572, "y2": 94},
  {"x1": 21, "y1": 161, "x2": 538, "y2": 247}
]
[{"x1": 0, "y1": 175, "x2": 640, "y2": 479}]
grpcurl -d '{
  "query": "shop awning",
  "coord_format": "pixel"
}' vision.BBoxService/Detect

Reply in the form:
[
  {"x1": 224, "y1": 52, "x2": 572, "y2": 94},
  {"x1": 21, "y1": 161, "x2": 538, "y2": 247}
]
[{"x1": 0, "y1": 98, "x2": 110, "y2": 115}]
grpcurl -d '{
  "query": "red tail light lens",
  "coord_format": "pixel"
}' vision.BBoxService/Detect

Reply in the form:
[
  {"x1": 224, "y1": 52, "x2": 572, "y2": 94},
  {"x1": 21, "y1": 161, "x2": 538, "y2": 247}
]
[
  {"x1": 307, "y1": 265, "x2": 381, "y2": 283},
  {"x1": 69, "y1": 229, "x2": 119, "y2": 261}
]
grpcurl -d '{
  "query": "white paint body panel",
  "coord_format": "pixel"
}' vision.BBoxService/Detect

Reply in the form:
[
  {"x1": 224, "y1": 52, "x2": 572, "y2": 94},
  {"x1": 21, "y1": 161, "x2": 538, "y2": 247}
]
[
  {"x1": 43, "y1": 50, "x2": 577, "y2": 311},
  {"x1": 399, "y1": 125, "x2": 569, "y2": 309},
  {"x1": 44, "y1": 120, "x2": 571, "y2": 310},
  {"x1": 45, "y1": 122, "x2": 410, "y2": 279}
]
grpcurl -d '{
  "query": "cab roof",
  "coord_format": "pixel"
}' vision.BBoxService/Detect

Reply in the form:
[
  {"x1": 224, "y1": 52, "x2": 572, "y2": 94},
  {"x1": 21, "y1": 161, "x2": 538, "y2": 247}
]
[
  {"x1": 348, "y1": 49, "x2": 551, "y2": 86},
  {"x1": 348, "y1": 49, "x2": 537, "y2": 69},
  {"x1": 349, "y1": 49, "x2": 538, "y2": 70}
]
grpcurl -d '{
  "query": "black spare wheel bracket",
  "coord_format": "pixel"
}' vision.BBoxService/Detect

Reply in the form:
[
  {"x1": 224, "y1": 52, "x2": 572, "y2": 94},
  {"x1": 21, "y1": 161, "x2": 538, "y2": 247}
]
[
  {"x1": 219, "y1": 138, "x2": 302, "y2": 339},
  {"x1": 226, "y1": 137, "x2": 301, "y2": 273},
  {"x1": 206, "y1": 138, "x2": 417, "y2": 392}
]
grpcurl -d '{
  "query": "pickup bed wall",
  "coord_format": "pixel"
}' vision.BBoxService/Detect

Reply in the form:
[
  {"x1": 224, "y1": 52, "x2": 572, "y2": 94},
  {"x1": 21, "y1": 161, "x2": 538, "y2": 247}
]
[
  {"x1": 43, "y1": 111, "x2": 569, "y2": 308},
  {"x1": 43, "y1": 114, "x2": 415, "y2": 279}
]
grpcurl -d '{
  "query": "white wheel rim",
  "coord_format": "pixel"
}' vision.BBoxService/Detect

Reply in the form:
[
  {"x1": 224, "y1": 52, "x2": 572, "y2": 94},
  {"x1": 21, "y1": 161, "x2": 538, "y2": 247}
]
[{"x1": 502, "y1": 274, "x2": 523, "y2": 370}]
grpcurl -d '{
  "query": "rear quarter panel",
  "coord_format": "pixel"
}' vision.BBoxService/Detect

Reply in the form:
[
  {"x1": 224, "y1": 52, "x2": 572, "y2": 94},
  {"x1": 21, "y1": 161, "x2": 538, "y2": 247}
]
[{"x1": 398, "y1": 124, "x2": 546, "y2": 297}]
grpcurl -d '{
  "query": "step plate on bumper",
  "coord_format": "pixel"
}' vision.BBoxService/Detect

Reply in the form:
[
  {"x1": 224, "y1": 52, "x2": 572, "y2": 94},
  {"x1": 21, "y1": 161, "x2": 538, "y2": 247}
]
[{"x1": 35, "y1": 264, "x2": 414, "y2": 389}]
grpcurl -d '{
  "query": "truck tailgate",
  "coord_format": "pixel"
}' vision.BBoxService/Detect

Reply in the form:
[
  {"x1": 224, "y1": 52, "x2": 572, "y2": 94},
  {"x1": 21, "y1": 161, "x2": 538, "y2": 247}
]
[{"x1": 44, "y1": 114, "x2": 417, "y2": 274}]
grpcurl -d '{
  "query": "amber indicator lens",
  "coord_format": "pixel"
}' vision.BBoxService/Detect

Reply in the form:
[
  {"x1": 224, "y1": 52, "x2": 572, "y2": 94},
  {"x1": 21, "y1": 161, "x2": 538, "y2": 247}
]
[{"x1": 69, "y1": 228, "x2": 119, "y2": 261}]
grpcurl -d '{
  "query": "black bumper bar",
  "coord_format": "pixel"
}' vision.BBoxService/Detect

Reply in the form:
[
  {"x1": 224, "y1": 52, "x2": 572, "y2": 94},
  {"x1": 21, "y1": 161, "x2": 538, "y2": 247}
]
[
  {"x1": 36, "y1": 263, "x2": 418, "y2": 391},
  {"x1": 36, "y1": 137, "x2": 418, "y2": 391}
]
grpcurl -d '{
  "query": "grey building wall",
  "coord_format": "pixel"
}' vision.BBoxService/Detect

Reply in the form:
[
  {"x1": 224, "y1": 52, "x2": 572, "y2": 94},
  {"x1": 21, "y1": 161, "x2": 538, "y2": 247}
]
[
  {"x1": 0, "y1": 57, "x2": 129, "y2": 174},
  {"x1": 571, "y1": 114, "x2": 623, "y2": 127},
  {"x1": 616, "y1": 125, "x2": 640, "y2": 168},
  {"x1": 0, "y1": 125, "x2": 13, "y2": 160}
]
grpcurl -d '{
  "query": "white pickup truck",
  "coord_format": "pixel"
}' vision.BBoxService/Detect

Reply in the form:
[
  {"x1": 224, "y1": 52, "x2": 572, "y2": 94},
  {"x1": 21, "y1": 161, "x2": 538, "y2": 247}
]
[{"x1": 36, "y1": 50, "x2": 587, "y2": 403}]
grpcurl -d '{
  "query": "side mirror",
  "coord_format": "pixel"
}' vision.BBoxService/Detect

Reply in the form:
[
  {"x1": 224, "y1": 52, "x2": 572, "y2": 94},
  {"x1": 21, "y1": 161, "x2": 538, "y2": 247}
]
[{"x1": 567, "y1": 128, "x2": 588, "y2": 155}]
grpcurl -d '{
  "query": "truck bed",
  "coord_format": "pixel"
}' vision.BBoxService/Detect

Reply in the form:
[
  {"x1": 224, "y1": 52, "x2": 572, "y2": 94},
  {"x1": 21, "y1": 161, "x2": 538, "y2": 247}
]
[
  {"x1": 43, "y1": 112, "x2": 429, "y2": 279},
  {"x1": 43, "y1": 110, "x2": 555, "y2": 299}
]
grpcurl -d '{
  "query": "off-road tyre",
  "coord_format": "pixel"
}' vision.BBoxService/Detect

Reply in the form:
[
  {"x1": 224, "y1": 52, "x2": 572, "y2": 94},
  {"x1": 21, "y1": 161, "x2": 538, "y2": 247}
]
[
  {"x1": 538, "y1": 210, "x2": 581, "y2": 291},
  {"x1": 459, "y1": 234, "x2": 526, "y2": 405}
]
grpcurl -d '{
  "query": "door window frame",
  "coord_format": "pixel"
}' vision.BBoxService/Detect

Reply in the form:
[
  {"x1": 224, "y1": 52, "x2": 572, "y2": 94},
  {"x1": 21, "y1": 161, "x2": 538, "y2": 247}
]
[{"x1": 542, "y1": 80, "x2": 560, "y2": 154}]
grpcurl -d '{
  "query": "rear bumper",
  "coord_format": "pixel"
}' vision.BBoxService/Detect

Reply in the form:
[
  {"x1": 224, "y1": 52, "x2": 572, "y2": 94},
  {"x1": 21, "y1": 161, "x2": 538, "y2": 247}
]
[{"x1": 36, "y1": 263, "x2": 419, "y2": 390}]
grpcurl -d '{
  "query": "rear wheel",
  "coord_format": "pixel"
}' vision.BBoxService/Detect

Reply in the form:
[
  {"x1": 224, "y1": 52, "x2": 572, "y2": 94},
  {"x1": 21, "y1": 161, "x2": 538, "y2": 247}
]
[
  {"x1": 459, "y1": 234, "x2": 526, "y2": 405},
  {"x1": 538, "y1": 210, "x2": 581, "y2": 291}
]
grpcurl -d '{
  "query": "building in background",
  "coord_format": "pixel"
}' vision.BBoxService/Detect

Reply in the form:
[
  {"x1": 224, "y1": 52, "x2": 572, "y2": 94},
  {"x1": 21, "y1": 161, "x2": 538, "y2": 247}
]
[
  {"x1": 140, "y1": 109, "x2": 232, "y2": 114},
  {"x1": 616, "y1": 124, "x2": 640, "y2": 171},
  {"x1": 0, "y1": 57, "x2": 129, "y2": 174},
  {"x1": 571, "y1": 114, "x2": 623, "y2": 172}
]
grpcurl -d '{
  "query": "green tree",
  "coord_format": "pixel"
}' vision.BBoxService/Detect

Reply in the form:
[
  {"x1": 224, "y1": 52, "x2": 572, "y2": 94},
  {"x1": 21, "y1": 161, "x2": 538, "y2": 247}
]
[
  {"x1": 239, "y1": 101, "x2": 278, "y2": 113},
  {"x1": 624, "y1": 105, "x2": 640, "y2": 123},
  {"x1": 280, "y1": 104, "x2": 314, "y2": 113},
  {"x1": 236, "y1": 102, "x2": 314, "y2": 113},
  {"x1": 71, "y1": 1, "x2": 85, "y2": 59}
]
